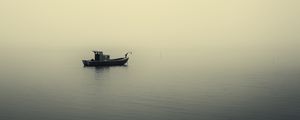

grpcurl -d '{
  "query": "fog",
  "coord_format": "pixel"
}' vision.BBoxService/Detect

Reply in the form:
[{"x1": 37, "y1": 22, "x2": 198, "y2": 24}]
[
  {"x1": 0, "y1": 0, "x2": 299, "y2": 48},
  {"x1": 1, "y1": 1, "x2": 300, "y2": 120}
]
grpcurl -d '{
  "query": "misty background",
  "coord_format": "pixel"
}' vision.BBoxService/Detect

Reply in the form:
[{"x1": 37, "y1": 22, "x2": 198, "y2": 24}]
[
  {"x1": 1, "y1": 0, "x2": 299, "y2": 73},
  {"x1": 0, "y1": 0, "x2": 300, "y2": 120}
]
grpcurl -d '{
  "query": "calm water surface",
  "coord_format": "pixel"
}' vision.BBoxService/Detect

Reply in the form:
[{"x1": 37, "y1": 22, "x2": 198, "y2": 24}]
[{"x1": 0, "y1": 47, "x2": 299, "y2": 120}]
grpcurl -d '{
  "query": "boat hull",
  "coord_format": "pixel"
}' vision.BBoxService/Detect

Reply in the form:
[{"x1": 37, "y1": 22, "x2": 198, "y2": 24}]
[{"x1": 82, "y1": 57, "x2": 129, "y2": 66}]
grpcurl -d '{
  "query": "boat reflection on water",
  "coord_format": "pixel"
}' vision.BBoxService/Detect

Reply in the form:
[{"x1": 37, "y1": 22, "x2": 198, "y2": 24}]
[{"x1": 83, "y1": 65, "x2": 129, "y2": 80}]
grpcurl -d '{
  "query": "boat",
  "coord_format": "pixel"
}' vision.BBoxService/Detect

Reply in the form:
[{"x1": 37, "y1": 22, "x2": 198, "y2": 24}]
[{"x1": 82, "y1": 51, "x2": 130, "y2": 66}]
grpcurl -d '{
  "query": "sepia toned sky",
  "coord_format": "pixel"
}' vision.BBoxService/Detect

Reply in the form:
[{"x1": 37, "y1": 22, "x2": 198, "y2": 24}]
[{"x1": 0, "y1": 0, "x2": 299, "y2": 50}]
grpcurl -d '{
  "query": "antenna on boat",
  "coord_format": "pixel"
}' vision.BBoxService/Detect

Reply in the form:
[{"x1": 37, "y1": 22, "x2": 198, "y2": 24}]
[{"x1": 125, "y1": 52, "x2": 132, "y2": 58}]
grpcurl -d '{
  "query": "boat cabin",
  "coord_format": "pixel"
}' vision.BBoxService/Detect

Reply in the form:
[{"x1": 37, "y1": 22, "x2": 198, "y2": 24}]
[{"x1": 93, "y1": 51, "x2": 110, "y2": 61}]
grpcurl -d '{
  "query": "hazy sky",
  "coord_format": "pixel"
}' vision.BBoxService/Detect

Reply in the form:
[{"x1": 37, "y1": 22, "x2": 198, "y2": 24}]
[{"x1": 0, "y1": 0, "x2": 299, "y2": 50}]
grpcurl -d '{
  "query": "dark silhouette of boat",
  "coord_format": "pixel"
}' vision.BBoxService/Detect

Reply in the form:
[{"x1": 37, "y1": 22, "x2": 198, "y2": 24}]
[{"x1": 82, "y1": 51, "x2": 130, "y2": 66}]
